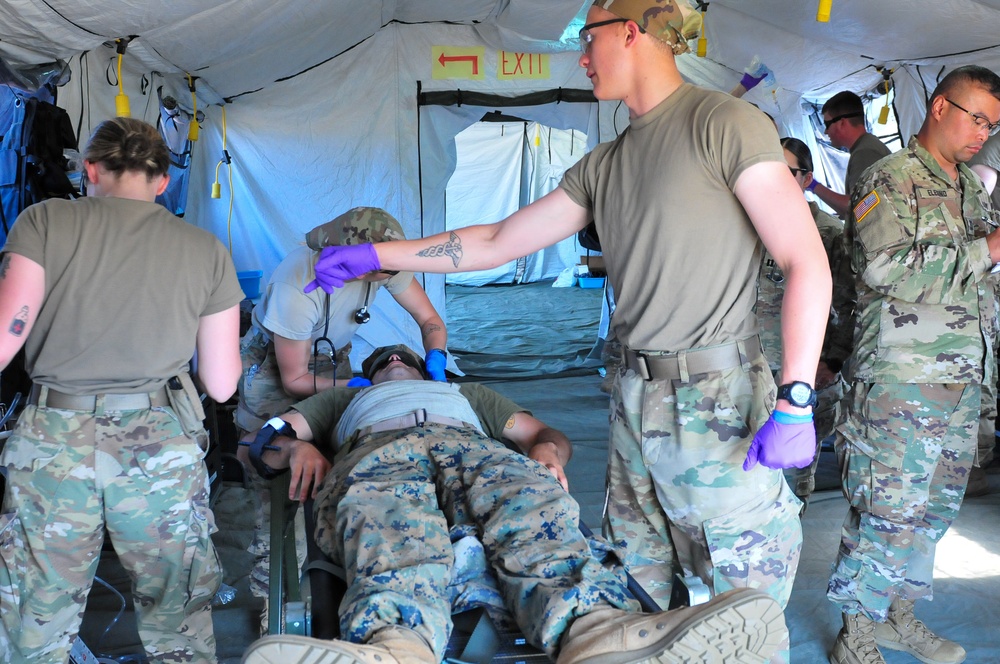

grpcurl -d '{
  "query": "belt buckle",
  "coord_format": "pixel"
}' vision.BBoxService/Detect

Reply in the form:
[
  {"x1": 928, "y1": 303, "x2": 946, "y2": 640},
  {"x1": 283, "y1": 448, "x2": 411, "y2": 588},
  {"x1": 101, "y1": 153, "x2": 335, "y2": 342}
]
[{"x1": 633, "y1": 353, "x2": 652, "y2": 381}]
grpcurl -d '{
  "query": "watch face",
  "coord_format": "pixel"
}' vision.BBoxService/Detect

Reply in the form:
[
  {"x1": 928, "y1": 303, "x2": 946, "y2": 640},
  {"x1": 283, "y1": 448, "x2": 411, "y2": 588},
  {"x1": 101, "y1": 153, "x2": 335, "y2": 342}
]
[{"x1": 790, "y1": 383, "x2": 812, "y2": 404}]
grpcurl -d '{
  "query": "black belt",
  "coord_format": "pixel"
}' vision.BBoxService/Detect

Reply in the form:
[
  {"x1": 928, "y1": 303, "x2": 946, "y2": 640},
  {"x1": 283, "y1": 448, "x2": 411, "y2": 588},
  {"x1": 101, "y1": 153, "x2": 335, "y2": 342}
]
[
  {"x1": 29, "y1": 385, "x2": 170, "y2": 412},
  {"x1": 624, "y1": 336, "x2": 763, "y2": 382},
  {"x1": 356, "y1": 409, "x2": 476, "y2": 438}
]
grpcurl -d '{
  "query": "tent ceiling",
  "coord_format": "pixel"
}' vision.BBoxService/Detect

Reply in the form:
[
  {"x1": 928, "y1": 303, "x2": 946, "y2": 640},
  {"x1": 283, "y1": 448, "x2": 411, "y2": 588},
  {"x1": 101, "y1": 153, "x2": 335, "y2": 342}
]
[
  {"x1": 705, "y1": 0, "x2": 1000, "y2": 101},
  {"x1": 0, "y1": 0, "x2": 588, "y2": 101},
  {"x1": 2, "y1": 0, "x2": 1000, "y2": 104}
]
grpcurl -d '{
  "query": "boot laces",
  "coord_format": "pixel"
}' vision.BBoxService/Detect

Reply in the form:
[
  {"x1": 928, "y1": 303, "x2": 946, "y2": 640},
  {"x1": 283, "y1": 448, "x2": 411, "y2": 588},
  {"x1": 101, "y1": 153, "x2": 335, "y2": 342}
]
[
  {"x1": 894, "y1": 610, "x2": 939, "y2": 644},
  {"x1": 848, "y1": 616, "x2": 884, "y2": 662}
]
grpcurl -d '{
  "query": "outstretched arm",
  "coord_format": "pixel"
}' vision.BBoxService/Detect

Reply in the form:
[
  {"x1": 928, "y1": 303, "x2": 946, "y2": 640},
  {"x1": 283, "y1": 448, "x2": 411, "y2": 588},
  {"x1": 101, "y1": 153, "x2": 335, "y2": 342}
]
[
  {"x1": 305, "y1": 189, "x2": 591, "y2": 293},
  {"x1": 379, "y1": 189, "x2": 589, "y2": 274}
]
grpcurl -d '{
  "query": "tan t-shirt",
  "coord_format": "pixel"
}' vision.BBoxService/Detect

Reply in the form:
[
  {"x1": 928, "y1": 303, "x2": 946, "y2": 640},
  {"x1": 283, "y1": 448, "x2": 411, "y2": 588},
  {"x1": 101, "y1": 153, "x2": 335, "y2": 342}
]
[
  {"x1": 560, "y1": 83, "x2": 783, "y2": 351},
  {"x1": 292, "y1": 381, "x2": 526, "y2": 456},
  {"x1": 3, "y1": 196, "x2": 244, "y2": 394},
  {"x1": 251, "y1": 245, "x2": 413, "y2": 348}
]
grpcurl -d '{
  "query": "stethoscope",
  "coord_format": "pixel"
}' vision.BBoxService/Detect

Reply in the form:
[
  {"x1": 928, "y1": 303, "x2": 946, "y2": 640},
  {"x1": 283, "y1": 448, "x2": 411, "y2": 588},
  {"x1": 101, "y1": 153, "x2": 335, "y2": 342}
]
[
  {"x1": 354, "y1": 282, "x2": 372, "y2": 324},
  {"x1": 311, "y1": 282, "x2": 373, "y2": 392}
]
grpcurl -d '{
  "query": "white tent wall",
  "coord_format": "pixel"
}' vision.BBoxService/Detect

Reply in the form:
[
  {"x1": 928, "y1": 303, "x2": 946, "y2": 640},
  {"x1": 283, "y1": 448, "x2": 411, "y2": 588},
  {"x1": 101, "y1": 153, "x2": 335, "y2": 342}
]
[
  {"x1": 56, "y1": 22, "x2": 601, "y2": 364},
  {"x1": 444, "y1": 120, "x2": 591, "y2": 287},
  {"x1": 445, "y1": 121, "x2": 525, "y2": 286}
]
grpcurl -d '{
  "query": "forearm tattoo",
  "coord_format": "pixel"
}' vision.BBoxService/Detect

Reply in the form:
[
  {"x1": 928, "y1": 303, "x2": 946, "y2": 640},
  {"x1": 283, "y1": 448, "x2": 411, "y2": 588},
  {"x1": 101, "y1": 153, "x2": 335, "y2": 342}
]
[
  {"x1": 417, "y1": 231, "x2": 463, "y2": 267},
  {"x1": 10, "y1": 306, "x2": 28, "y2": 336},
  {"x1": 0, "y1": 254, "x2": 10, "y2": 280}
]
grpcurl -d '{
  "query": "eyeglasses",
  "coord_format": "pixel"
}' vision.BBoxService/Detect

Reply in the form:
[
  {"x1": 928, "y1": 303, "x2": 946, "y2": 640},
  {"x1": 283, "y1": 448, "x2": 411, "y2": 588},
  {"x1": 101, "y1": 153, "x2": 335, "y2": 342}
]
[
  {"x1": 944, "y1": 98, "x2": 1000, "y2": 136},
  {"x1": 368, "y1": 352, "x2": 423, "y2": 379},
  {"x1": 579, "y1": 18, "x2": 630, "y2": 53},
  {"x1": 788, "y1": 166, "x2": 809, "y2": 176},
  {"x1": 823, "y1": 112, "x2": 862, "y2": 130}
]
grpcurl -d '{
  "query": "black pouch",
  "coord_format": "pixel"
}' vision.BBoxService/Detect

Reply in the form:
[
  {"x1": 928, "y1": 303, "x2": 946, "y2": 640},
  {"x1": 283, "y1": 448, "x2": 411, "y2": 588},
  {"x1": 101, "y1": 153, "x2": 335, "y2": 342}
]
[{"x1": 165, "y1": 372, "x2": 207, "y2": 438}]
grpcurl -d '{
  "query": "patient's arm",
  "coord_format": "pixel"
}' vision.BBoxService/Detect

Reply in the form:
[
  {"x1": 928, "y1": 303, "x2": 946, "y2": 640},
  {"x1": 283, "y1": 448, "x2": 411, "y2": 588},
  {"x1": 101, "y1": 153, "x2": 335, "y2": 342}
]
[
  {"x1": 240, "y1": 411, "x2": 331, "y2": 501},
  {"x1": 501, "y1": 412, "x2": 573, "y2": 491}
]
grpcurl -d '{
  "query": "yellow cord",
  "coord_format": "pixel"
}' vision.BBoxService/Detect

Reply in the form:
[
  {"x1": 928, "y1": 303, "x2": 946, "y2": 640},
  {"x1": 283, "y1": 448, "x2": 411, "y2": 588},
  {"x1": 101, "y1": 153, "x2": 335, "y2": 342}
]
[
  {"x1": 878, "y1": 72, "x2": 892, "y2": 124},
  {"x1": 817, "y1": 0, "x2": 832, "y2": 22},
  {"x1": 114, "y1": 43, "x2": 131, "y2": 117},
  {"x1": 209, "y1": 106, "x2": 235, "y2": 256},
  {"x1": 696, "y1": 9, "x2": 707, "y2": 57},
  {"x1": 187, "y1": 74, "x2": 199, "y2": 141}
]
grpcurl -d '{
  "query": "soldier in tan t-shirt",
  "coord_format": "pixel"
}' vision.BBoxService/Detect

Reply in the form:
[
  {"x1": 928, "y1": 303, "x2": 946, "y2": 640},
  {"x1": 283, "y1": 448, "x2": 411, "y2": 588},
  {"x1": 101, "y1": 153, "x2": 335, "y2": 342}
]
[{"x1": 298, "y1": 2, "x2": 831, "y2": 662}]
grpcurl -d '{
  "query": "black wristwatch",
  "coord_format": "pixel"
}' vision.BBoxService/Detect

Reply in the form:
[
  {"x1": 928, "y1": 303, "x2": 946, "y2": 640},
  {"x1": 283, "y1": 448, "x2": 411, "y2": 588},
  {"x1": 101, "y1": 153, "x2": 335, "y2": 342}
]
[
  {"x1": 777, "y1": 381, "x2": 818, "y2": 408},
  {"x1": 249, "y1": 417, "x2": 297, "y2": 480}
]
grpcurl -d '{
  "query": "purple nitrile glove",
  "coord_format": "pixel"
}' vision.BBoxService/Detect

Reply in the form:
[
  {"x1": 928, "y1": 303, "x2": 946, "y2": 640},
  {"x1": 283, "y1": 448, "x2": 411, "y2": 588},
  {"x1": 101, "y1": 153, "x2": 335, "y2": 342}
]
[
  {"x1": 743, "y1": 410, "x2": 816, "y2": 471},
  {"x1": 304, "y1": 243, "x2": 381, "y2": 294},
  {"x1": 346, "y1": 377, "x2": 372, "y2": 388},
  {"x1": 806, "y1": 178, "x2": 820, "y2": 192},
  {"x1": 424, "y1": 348, "x2": 448, "y2": 382},
  {"x1": 740, "y1": 71, "x2": 766, "y2": 91}
]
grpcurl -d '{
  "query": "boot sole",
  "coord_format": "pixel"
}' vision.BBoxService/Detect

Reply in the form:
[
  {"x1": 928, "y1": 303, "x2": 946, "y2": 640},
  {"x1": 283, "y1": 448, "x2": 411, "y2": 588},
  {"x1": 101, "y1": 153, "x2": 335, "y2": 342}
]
[
  {"x1": 242, "y1": 634, "x2": 385, "y2": 664},
  {"x1": 573, "y1": 590, "x2": 787, "y2": 664}
]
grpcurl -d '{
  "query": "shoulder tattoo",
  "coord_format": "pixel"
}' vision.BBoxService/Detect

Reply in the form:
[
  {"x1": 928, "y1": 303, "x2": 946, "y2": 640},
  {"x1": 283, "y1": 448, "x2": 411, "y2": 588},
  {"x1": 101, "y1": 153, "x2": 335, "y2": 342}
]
[{"x1": 9, "y1": 306, "x2": 28, "y2": 336}]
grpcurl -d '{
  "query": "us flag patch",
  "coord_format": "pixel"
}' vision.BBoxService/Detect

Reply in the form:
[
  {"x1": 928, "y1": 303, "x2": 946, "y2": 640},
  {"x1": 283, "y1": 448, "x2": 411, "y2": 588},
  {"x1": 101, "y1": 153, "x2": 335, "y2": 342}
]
[{"x1": 854, "y1": 190, "x2": 880, "y2": 222}]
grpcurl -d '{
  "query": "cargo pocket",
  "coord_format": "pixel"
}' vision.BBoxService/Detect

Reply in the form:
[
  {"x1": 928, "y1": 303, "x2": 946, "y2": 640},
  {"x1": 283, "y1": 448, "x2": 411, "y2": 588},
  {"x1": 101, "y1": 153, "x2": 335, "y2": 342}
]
[
  {"x1": 702, "y1": 478, "x2": 802, "y2": 598},
  {"x1": 183, "y1": 497, "x2": 222, "y2": 607},
  {"x1": 0, "y1": 510, "x2": 26, "y2": 636},
  {"x1": 856, "y1": 383, "x2": 911, "y2": 471}
]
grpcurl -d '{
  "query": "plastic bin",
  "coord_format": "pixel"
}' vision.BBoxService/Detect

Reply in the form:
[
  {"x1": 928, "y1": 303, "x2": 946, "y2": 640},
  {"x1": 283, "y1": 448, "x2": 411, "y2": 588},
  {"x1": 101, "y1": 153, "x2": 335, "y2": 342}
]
[
  {"x1": 578, "y1": 276, "x2": 606, "y2": 289},
  {"x1": 237, "y1": 270, "x2": 263, "y2": 299}
]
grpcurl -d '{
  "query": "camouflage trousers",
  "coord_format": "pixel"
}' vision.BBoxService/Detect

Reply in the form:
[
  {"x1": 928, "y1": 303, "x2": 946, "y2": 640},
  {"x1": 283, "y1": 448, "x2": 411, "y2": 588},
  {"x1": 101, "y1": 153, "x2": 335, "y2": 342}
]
[
  {"x1": 313, "y1": 424, "x2": 639, "y2": 660},
  {"x1": 0, "y1": 403, "x2": 221, "y2": 663},
  {"x1": 977, "y1": 373, "x2": 996, "y2": 467},
  {"x1": 234, "y1": 326, "x2": 351, "y2": 600},
  {"x1": 827, "y1": 382, "x2": 979, "y2": 621},
  {"x1": 605, "y1": 352, "x2": 802, "y2": 664}
]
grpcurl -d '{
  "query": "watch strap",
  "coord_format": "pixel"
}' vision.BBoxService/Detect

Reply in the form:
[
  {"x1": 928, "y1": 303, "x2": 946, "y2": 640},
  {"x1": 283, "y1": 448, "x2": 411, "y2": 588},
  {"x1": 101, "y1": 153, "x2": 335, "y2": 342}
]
[
  {"x1": 777, "y1": 382, "x2": 817, "y2": 408},
  {"x1": 249, "y1": 420, "x2": 296, "y2": 480}
]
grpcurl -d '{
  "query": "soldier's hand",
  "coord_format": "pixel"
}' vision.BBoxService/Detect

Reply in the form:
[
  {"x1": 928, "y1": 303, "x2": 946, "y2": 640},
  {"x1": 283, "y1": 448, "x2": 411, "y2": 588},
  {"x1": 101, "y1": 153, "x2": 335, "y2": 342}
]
[
  {"x1": 304, "y1": 243, "x2": 381, "y2": 293},
  {"x1": 287, "y1": 441, "x2": 332, "y2": 501},
  {"x1": 743, "y1": 411, "x2": 816, "y2": 471}
]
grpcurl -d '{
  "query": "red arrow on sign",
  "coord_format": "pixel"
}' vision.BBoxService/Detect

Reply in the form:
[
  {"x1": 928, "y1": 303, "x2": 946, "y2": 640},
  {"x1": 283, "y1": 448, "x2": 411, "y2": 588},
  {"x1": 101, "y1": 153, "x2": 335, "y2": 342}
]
[{"x1": 438, "y1": 52, "x2": 479, "y2": 75}]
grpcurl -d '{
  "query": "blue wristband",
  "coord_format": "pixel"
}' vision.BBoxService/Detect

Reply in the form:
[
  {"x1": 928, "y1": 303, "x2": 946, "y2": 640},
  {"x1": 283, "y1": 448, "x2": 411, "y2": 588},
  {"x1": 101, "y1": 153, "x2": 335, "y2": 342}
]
[{"x1": 772, "y1": 410, "x2": 814, "y2": 425}]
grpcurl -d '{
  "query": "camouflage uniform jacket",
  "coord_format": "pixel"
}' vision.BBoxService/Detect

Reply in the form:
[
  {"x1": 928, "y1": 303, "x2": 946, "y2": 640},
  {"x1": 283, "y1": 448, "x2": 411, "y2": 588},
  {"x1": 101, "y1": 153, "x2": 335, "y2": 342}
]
[
  {"x1": 756, "y1": 202, "x2": 844, "y2": 372},
  {"x1": 847, "y1": 136, "x2": 998, "y2": 384}
]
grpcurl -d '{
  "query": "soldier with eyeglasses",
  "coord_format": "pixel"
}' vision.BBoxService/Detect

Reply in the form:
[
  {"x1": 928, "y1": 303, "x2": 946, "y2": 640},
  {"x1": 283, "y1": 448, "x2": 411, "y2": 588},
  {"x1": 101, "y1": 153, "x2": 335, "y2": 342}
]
[{"x1": 827, "y1": 64, "x2": 1000, "y2": 664}]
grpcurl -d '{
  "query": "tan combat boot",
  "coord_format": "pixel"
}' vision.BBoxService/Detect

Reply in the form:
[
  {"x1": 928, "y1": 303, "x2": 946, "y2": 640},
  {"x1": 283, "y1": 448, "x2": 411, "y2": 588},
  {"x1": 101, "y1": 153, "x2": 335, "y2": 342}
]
[
  {"x1": 830, "y1": 612, "x2": 885, "y2": 664},
  {"x1": 556, "y1": 587, "x2": 786, "y2": 664},
  {"x1": 874, "y1": 598, "x2": 966, "y2": 664},
  {"x1": 241, "y1": 626, "x2": 436, "y2": 664}
]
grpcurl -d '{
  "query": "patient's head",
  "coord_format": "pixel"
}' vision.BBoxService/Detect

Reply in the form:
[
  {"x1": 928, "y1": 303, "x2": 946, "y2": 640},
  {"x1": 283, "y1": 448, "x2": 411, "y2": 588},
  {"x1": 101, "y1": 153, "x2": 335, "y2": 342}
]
[{"x1": 362, "y1": 344, "x2": 427, "y2": 384}]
